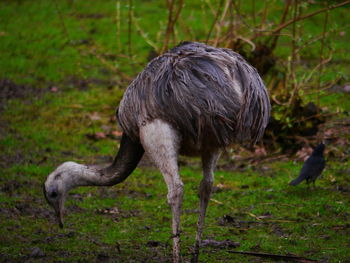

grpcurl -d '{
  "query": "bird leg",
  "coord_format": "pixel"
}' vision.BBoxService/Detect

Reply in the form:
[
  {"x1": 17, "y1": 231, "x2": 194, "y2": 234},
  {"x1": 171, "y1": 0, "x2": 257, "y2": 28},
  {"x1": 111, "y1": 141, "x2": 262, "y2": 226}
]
[
  {"x1": 192, "y1": 150, "x2": 221, "y2": 263},
  {"x1": 140, "y1": 119, "x2": 183, "y2": 263}
]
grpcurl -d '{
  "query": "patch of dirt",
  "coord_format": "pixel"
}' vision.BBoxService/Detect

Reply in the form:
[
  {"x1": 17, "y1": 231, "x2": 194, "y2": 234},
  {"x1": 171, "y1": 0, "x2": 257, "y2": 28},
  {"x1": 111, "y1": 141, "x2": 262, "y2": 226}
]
[
  {"x1": 200, "y1": 239, "x2": 240, "y2": 249},
  {"x1": 0, "y1": 146, "x2": 54, "y2": 169},
  {"x1": 96, "y1": 205, "x2": 140, "y2": 222},
  {"x1": 93, "y1": 183, "x2": 153, "y2": 200},
  {"x1": 66, "y1": 203, "x2": 86, "y2": 214},
  {"x1": 44, "y1": 231, "x2": 76, "y2": 243},
  {"x1": 146, "y1": 240, "x2": 163, "y2": 247},
  {"x1": 14, "y1": 201, "x2": 50, "y2": 217},
  {"x1": 271, "y1": 223, "x2": 286, "y2": 237},
  {"x1": 64, "y1": 76, "x2": 117, "y2": 91},
  {"x1": 0, "y1": 79, "x2": 42, "y2": 107},
  {"x1": 29, "y1": 247, "x2": 46, "y2": 258},
  {"x1": 73, "y1": 13, "x2": 107, "y2": 19},
  {"x1": 1, "y1": 197, "x2": 61, "y2": 227},
  {"x1": 95, "y1": 252, "x2": 110, "y2": 262},
  {"x1": 217, "y1": 214, "x2": 253, "y2": 229},
  {"x1": 0, "y1": 179, "x2": 24, "y2": 195},
  {"x1": 0, "y1": 76, "x2": 116, "y2": 111}
]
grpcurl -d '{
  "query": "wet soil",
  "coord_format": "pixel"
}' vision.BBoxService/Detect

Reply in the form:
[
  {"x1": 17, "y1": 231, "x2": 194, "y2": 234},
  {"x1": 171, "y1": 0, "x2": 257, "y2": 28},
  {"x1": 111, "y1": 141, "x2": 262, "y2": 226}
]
[
  {"x1": 0, "y1": 77, "x2": 117, "y2": 111},
  {"x1": 0, "y1": 79, "x2": 44, "y2": 111}
]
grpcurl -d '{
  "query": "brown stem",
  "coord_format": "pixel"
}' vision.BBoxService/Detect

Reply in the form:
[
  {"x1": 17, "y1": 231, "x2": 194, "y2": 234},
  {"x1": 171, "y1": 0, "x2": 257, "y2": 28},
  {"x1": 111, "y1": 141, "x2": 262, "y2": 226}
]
[
  {"x1": 251, "y1": 0, "x2": 256, "y2": 26},
  {"x1": 286, "y1": 0, "x2": 302, "y2": 110},
  {"x1": 127, "y1": 0, "x2": 133, "y2": 58},
  {"x1": 258, "y1": 0, "x2": 269, "y2": 37},
  {"x1": 291, "y1": 0, "x2": 298, "y2": 93},
  {"x1": 318, "y1": 9, "x2": 329, "y2": 98},
  {"x1": 162, "y1": 0, "x2": 184, "y2": 53},
  {"x1": 51, "y1": 0, "x2": 70, "y2": 42},
  {"x1": 251, "y1": 0, "x2": 350, "y2": 41},
  {"x1": 270, "y1": 0, "x2": 293, "y2": 51},
  {"x1": 205, "y1": 0, "x2": 225, "y2": 45},
  {"x1": 115, "y1": 0, "x2": 121, "y2": 53},
  {"x1": 270, "y1": 0, "x2": 350, "y2": 36},
  {"x1": 226, "y1": 1, "x2": 234, "y2": 48},
  {"x1": 164, "y1": 0, "x2": 175, "y2": 52},
  {"x1": 172, "y1": 0, "x2": 184, "y2": 46},
  {"x1": 214, "y1": 0, "x2": 231, "y2": 46},
  {"x1": 260, "y1": 0, "x2": 268, "y2": 26}
]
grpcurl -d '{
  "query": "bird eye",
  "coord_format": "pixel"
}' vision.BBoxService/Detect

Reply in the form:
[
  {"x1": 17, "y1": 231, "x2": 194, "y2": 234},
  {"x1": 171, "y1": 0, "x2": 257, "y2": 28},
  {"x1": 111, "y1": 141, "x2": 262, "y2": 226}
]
[{"x1": 49, "y1": 191, "x2": 58, "y2": 198}]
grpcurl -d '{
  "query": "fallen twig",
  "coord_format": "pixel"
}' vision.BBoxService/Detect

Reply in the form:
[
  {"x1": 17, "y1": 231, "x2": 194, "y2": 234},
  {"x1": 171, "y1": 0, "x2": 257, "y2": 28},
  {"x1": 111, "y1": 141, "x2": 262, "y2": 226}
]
[
  {"x1": 210, "y1": 198, "x2": 224, "y2": 205},
  {"x1": 227, "y1": 250, "x2": 318, "y2": 262}
]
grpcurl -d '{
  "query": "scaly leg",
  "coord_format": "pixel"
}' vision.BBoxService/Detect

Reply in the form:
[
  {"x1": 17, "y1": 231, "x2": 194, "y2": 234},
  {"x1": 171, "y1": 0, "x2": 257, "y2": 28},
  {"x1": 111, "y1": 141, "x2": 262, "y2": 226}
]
[
  {"x1": 192, "y1": 150, "x2": 221, "y2": 263},
  {"x1": 140, "y1": 119, "x2": 184, "y2": 263}
]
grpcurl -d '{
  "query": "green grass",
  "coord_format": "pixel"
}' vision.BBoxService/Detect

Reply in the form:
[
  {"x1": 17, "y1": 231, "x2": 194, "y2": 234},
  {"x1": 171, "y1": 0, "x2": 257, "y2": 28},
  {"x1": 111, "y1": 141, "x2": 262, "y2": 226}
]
[
  {"x1": 1, "y1": 0, "x2": 350, "y2": 262},
  {"x1": 1, "y1": 160, "x2": 350, "y2": 262}
]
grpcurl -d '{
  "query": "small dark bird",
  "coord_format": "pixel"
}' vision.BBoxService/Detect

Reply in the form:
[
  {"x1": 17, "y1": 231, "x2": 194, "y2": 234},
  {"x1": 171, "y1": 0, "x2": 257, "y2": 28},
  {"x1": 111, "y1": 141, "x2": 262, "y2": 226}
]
[{"x1": 289, "y1": 143, "x2": 326, "y2": 187}]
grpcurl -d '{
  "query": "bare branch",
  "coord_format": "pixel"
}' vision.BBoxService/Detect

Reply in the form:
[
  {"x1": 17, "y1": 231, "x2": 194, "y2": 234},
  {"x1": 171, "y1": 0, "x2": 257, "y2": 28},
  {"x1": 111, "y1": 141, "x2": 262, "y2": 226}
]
[
  {"x1": 205, "y1": 0, "x2": 225, "y2": 45},
  {"x1": 162, "y1": 0, "x2": 184, "y2": 53},
  {"x1": 270, "y1": 0, "x2": 293, "y2": 51},
  {"x1": 127, "y1": 0, "x2": 133, "y2": 58},
  {"x1": 214, "y1": 0, "x2": 231, "y2": 46},
  {"x1": 270, "y1": 0, "x2": 350, "y2": 36},
  {"x1": 132, "y1": 15, "x2": 160, "y2": 53},
  {"x1": 115, "y1": 0, "x2": 121, "y2": 53},
  {"x1": 318, "y1": 9, "x2": 329, "y2": 90}
]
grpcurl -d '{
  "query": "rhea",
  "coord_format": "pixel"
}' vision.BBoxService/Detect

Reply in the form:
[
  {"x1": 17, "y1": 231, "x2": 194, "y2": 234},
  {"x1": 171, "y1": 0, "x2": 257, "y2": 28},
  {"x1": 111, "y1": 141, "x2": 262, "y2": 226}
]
[{"x1": 44, "y1": 42, "x2": 270, "y2": 262}]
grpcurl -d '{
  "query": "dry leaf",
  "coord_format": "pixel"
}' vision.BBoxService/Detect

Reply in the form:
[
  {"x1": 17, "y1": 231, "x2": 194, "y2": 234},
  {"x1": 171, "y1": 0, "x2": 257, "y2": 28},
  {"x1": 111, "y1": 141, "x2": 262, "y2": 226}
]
[
  {"x1": 101, "y1": 125, "x2": 112, "y2": 133},
  {"x1": 295, "y1": 146, "x2": 313, "y2": 161},
  {"x1": 254, "y1": 146, "x2": 267, "y2": 156},
  {"x1": 111, "y1": 130, "x2": 123, "y2": 138},
  {"x1": 50, "y1": 86, "x2": 58, "y2": 92},
  {"x1": 97, "y1": 207, "x2": 120, "y2": 215},
  {"x1": 95, "y1": 132, "x2": 106, "y2": 139},
  {"x1": 89, "y1": 112, "x2": 102, "y2": 121}
]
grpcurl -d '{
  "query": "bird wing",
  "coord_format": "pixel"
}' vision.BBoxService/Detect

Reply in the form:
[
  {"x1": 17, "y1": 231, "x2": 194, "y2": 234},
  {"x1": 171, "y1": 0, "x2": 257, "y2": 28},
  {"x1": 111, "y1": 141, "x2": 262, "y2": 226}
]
[
  {"x1": 118, "y1": 42, "x2": 270, "y2": 148},
  {"x1": 299, "y1": 156, "x2": 325, "y2": 178}
]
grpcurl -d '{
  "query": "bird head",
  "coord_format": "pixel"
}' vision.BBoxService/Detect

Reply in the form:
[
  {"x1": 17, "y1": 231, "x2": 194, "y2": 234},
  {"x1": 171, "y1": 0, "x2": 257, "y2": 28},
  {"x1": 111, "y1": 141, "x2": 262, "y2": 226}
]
[
  {"x1": 43, "y1": 161, "x2": 82, "y2": 228},
  {"x1": 312, "y1": 143, "x2": 325, "y2": 156}
]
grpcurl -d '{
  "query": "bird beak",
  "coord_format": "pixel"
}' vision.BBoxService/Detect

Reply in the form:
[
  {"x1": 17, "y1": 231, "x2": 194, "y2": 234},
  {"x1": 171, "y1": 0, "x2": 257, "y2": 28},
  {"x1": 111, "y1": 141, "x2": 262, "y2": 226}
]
[
  {"x1": 43, "y1": 184, "x2": 64, "y2": 228},
  {"x1": 52, "y1": 200, "x2": 64, "y2": 228}
]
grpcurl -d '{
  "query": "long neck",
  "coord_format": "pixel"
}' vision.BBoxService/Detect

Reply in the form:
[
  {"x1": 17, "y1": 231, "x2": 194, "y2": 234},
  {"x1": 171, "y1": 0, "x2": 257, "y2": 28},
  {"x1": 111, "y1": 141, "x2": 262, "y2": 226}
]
[{"x1": 73, "y1": 133, "x2": 144, "y2": 187}]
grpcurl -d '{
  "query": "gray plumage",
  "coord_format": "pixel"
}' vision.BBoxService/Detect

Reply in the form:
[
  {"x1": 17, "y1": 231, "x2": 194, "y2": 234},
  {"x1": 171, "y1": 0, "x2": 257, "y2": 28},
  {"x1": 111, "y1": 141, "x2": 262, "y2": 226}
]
[
  {"x1": 44, "y1": 41, "x2": 270, "y2": 263},
  {"x1": 118, "y1": 42, "x2": 270, "y2": 151},
  {"x1": 290, "y1": 143, "x2": 326, "y2": 187}
]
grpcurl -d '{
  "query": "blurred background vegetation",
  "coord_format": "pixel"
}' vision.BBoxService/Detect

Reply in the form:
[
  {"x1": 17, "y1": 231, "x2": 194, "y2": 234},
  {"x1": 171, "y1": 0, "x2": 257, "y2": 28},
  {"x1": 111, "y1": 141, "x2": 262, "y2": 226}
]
[
  {"x1": 1, "y1": 0, "x2": 349, "y2": 151},
  {"x1": 1, "y1": 0, "x2": 350, "y2": 262}
]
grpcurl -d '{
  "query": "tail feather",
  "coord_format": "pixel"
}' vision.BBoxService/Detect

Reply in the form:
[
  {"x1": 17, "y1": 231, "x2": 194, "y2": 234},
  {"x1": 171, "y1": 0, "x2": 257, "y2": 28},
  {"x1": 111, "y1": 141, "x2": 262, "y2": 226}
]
[{"x1": 289, "y1": 175, "x2": 305, "y2": 186}]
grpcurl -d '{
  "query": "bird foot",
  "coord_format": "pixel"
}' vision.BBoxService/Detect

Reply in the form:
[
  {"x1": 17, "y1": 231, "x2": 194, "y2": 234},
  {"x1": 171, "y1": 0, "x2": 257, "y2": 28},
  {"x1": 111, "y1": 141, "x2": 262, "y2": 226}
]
[
  {"x1": 170, "y1": 232, "x2": 181, "y2": 239},
  {"x1": 191, "y1": 252, "x2": 199, "y2": 263}
]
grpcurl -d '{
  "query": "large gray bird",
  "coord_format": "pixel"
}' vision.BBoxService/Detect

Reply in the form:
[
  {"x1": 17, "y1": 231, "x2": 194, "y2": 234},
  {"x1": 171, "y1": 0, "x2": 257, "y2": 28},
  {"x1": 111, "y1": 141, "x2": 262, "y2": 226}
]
[
  {"x1": 43, "y1": 42, "x2": 270, "y2": 263},
  {"x1": 289, "y1": 143, "x2": 326, "y2": 187}
]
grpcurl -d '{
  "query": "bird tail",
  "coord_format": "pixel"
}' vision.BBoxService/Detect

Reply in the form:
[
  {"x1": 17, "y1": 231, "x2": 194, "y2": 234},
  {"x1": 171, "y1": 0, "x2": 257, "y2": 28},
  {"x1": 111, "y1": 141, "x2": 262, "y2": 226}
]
[{"x1": 289, "y1": 175, "x2": 305, "y2": 186}]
